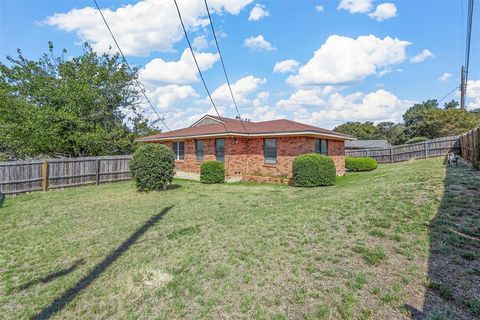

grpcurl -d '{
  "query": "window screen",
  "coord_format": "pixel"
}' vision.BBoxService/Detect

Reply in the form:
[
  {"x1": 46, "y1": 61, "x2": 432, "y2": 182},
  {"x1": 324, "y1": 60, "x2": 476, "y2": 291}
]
[
  {"x1": 315, "y1": 139, "x2": 328, "y2": 155},
  {"x1": 264, "y1": 138, "x2": 277, "y2": 164},
  {"x1": 215, "y1": 139, "x2": 225, "y2": 163},
  {"x1": 173, "y1": 141, "x2": 185, "y2": 160},
  {"x1": 195, "y1": 140, "x2": 204, "y2": 161}
]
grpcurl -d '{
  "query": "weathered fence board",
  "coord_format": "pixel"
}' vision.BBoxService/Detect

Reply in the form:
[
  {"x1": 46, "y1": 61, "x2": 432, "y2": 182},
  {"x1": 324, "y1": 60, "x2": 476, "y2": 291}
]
[
  {"x1": 346, "y1": 136, "x2": 460, "y2": 164},
  {"x1": 460, "y1": 128, "x2": 480, "y2": 170},
  {"x1": 0, "y1": 155, "x2": 132, "y2": 195}
]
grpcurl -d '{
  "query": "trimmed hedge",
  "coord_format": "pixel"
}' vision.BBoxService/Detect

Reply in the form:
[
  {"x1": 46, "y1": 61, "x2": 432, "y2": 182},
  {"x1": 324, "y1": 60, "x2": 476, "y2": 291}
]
[
  {"x1": 292, "y1": 153, "x2": 336, "y2": 187},
  {"x1": 130, "y1": 144, "x2": 175, "y2": 191},
  {"x1": 200, "y1": 160, "x2": 225, "y2": 184},
  {"x1": 345, "y1": 157, "x2": 378, "y2": 172}
]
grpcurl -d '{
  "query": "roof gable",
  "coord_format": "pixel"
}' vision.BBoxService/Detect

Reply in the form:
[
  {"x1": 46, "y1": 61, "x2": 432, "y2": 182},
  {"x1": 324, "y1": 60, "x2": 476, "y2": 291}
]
[{"x1": 190, "y1": 115, "x2": 225, "y2": 127}]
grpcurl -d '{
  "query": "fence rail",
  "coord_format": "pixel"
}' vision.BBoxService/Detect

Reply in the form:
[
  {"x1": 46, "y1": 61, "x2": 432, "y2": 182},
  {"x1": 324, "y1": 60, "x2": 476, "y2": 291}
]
[
  {"x1": 0, "y1": 155, "x2": 131, "y2": 195},
  {"x1": 460, "y1": 128, "x2": 480, "y2": 169},
  {"x1": 345, "y1": 136, "x2": 460, "y2": 164}
]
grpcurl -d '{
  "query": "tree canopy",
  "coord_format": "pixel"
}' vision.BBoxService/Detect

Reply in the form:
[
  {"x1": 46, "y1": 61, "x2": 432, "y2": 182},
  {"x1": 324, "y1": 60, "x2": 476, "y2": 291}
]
[
  {"x1": 334, "y1": 99, "x2": 479, "y2": 145},
  {"x1": 0, "y1": 43, "x2": 159, "y2": 159}
]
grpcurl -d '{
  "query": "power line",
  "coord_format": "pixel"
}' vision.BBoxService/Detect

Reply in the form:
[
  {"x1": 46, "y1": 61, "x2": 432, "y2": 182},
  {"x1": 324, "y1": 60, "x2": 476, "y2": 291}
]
[
  {"x1": 438, "y1": 84, "x2": 461, "y2": 105},
  {"x1": 465, "y1": 0, "x2": 475, "y2": 83},
  {"x1": 92, "y1": 0, "x2": 171, "y2": 132},
  {"x1": 203, "y1": 0, "x2": 248, "y2": 134},
  {"x1": 173, "y1": 0, "x2": 230, "y2": 135}
]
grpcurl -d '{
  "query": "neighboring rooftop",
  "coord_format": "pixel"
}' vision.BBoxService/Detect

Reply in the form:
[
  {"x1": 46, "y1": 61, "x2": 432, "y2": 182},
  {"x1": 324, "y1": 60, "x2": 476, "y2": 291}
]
[
  {"x1": 138, "y1": 115, "x2": 354, "y2": 141},
  {"x1": 345, "y1": 139, "x2": 391, "y2": 149}
]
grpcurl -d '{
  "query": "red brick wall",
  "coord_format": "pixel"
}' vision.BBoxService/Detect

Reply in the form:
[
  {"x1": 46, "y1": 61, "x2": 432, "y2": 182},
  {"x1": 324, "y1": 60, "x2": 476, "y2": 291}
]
[{"x1": 153, "y1": 136, "x2": 345, "y2": 179}]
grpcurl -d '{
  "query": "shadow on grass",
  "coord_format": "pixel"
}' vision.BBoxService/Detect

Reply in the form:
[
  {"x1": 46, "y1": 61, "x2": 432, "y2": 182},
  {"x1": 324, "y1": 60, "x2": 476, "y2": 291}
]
[
  {"x1": 16, "y1": 259, "x2": 85, "y2": 292},
  {"x1": 166, "y1": 184, "x2": 182, "y2": 190},
  {"x1": 407, "y1": 160, "x2": 480, "y2": 319},
  {"x1": 32, "y1": 205, "x2": 173, "y2": 320},
  {"x1": 0, "y1": 191, "x2": 4, "y2": 208}
]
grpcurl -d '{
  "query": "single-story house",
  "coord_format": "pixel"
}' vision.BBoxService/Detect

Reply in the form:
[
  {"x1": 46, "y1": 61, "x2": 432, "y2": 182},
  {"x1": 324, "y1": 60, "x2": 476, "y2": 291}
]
[
  {"x1": 138, "y1": 115, "x2": 354, "y2": 183},
  {"x1": 345, "y1": 139, "x2": 391, "y2": 150}
]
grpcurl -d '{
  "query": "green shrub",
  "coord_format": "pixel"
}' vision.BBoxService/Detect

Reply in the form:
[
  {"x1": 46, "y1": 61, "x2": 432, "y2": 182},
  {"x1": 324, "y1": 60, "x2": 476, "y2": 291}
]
[
  {"x1": 405, "y1": 136, "x2": 428, "y2": 144},
  {"x1": 292, "y1": 153, "x2": 336, "y2": 187},
  {"x1": 130, "y1": 144, "x2": 175, "y2": 191},
  {"x1": 345, "y1": 157, "x2": 378, "y2": 172},
  {"x1": 200, "y1": 160, "x2": 225, "y2": 184}
]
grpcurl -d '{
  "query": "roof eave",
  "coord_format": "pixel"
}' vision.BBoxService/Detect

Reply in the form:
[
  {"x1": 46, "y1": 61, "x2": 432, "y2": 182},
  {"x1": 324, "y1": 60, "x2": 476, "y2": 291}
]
[{"x1": 136, "y1": 130, "x2": 355, "y2": 142}]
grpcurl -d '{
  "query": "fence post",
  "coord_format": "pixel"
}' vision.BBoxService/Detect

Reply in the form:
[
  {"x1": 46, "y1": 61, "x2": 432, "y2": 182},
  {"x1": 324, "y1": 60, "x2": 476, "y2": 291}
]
[
  {"x1": 390, "y1": 147, "x2": 393, "y2": 163},
  {"x1": 366, "y1": 149, "x2": 369, "y2": 157},
  {"x1": 424, "y1": 141, "x2": 428, "y2": 159},
  {"x1": 41, "y1": 160, "x2": 49, "y2": 192},
  {"x1": 96, "y1": 159, "x2": 101, "y2": 185}
]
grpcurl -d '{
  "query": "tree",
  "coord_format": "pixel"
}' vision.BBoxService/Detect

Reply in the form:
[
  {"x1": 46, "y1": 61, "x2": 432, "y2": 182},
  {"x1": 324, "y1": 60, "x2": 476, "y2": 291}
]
[
  {"x1": 376, "y1": 122, "x2": 408, "y2": 145},
  {"x1": 444, "y1": 99, "x2": 459, "y2": 109},
  {"x1": 0, "y1": 42, "x2": 158, "y2": 158},
  {"x1": 333, "y1": 122, "x2": 382, "y2": 140},
  {"x1": 403, "y1": 100, "x2": 440, "y2": 138}
]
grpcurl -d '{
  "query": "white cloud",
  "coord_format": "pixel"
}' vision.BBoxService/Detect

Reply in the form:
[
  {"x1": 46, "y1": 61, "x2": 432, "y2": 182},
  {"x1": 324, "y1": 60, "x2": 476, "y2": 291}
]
[
  {"x1": 139, "y1": 49, "x2": 219, "y2": 84},
  {"x1": 467, "y1": 80, "x2": 480, "y2": 109},
  {"x1": 192, "y1": 35, "x2": 208, "y2": 50},
  {"x1": 211, "y1": 75, "x2": 266, "y2": 106},
  {"x1": 243, "y1": 34, "x2": 276, "y2": 51},
  {"x1": 248, "y1": 4, "x2": 270, "y2": 21},
  {"x1": 277, "y1": 86, "x2": 337, "y2": 109},
  {"x1": 410, "y1": 49, "x2": 435, "y2": 63},
  {"x1": 287, "y1": 88, "x2": 414, "y2": 128},
  {"x1": 273, "y1": 59, "x2": 300, "y2": 73},
  {"x1": 44, "y1": 0, "x2": 252, "y2": 56},
  {"x1": 315, "y1": 5, "x2": 325, "y2": 12},
  {"x1": 438, "y1": 72, "x2": 452, "y2": 82},
  {"x1": 147, "y1": 84, "x2": 199, "y2": 109},
  {"x1": 253, "y1": 91, "x2": 270, "y2": 107},
  {"x1": 287, "y1": 35, "x2": 410, "y2": 86},
  {"x1": 242, "y1": 105, "x2": 286, "y2": 122},
  {"x1": 369, "y1": 3, "x2": 397, "y2": 21},
  {"x1": 338, "y1": 0, "x2": 372, "y2": 14}
]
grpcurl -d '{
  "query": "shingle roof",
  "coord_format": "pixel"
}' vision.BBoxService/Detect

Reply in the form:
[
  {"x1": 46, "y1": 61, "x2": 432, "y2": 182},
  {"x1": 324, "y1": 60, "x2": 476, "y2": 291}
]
[
  {"x1": 138, "y1": 115, "x2": 354, "y2": 141},
  {"x1": 345, "y1": 140, "x2": 391, "y2": 149}
]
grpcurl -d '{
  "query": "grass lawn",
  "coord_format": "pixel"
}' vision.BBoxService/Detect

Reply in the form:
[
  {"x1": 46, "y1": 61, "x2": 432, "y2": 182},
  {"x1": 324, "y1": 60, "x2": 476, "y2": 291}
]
[{"x1": 1, "y1": 157, "x2": 479, "y2": 319}]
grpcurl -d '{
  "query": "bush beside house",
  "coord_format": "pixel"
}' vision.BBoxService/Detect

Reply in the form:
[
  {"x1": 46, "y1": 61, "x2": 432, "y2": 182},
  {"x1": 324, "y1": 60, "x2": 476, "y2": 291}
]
[
  {"x1": 292, "y1": 154, "x2": 336, "y2": 187},
  {"x1": 345, "y1": 157, "x2": 378, "y2": 172},
  {"x1": 130, "y1": 144, "x2": 175, "y2": 191},
  {"x1": 200, "y1": 161, "x2": 225, "y2": 184}
]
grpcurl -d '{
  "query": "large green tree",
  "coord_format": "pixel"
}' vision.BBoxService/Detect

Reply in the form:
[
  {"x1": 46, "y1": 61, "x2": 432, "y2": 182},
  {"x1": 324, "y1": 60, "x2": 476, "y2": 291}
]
[
  {"x1": 333, "y1": 122, "x2": 382, "y2": 140},
  {"x1": 0, "y1": 43, "x2": 158, "y2": 158}
]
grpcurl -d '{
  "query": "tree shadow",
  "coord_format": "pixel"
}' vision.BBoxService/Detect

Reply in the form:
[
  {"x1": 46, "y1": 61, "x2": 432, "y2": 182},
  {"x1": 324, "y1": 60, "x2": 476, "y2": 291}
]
[
  {"x1": 32, "y1": 205, "x2": 173, "y2": 320},
  {"x1": 166, "y1": 184, "x2": 182, "y2": 190},
  {"x1": 0, "y1": 191, "x2": 4, "y2": 208},
  {"x1": 411, "y1": 160, "x2": 480, "y2": 319},
  {"x1": 16, "y1": 259, "x2": 85, "y2": 292}
]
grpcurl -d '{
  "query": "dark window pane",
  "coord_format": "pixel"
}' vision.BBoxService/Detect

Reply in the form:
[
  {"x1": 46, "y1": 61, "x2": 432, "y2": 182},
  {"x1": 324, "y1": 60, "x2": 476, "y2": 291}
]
[
  {"x1": 195, "y1": 140, "x2": 204, "y2": 161},
  {"x1": 264, "y1": 138, "x2": 277, "y2": 164},
  {"x1": 315, "y1": 139, "x2": 328, "y2": 155},
  {"x1": 321, "y1": 139, "x2": 328, "y2": 155},
  {"x1": 178, "y1": 142, "x2": 185, "y2": 160},
  {"x1": 216, "y1": 139, "x2": 225, "y2": 162}
]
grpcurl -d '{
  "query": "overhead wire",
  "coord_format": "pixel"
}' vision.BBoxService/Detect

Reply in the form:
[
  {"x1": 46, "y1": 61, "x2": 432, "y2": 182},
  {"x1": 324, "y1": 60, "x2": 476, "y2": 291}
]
[
  {"x1": 173, "y1": 0, "x2": 230, "y2": 134},
  {"x1": 92, "y1": 0, "x2": 171, "y2": 132},
  {"x1": 203, "y1": 0, "x2": 248, "y2": 134}
]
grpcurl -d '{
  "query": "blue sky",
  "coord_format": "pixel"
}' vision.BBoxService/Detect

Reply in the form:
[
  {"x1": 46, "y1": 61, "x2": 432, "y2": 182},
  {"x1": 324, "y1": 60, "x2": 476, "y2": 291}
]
[{"x1": 1, "y1": 0, "x2": 479, "y2": 130}]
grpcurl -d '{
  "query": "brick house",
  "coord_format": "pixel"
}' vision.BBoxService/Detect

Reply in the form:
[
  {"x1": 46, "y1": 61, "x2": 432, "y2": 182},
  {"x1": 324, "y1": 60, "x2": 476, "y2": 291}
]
[{"x1": 138, "y1": 115, "x2": 354, "y2": 183}]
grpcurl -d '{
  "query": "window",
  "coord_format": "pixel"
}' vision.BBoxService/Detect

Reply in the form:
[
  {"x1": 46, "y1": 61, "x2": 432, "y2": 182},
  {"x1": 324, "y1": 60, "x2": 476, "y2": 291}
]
[
  {"x1": 315, "y1": 139, "x2": 328, "y2": 155},
  {"x1": 195, "y1": 140, "x2": 204, "y2": 162},
  {"x1": 264, "y1": 138, "x2": 277, "y2": 164},
  {"x1": 172, "y1": 141, "x2": 185, "y2": 160},
  {"x1": 215, "y1": 139, "x2": 225, "y2": 162}
]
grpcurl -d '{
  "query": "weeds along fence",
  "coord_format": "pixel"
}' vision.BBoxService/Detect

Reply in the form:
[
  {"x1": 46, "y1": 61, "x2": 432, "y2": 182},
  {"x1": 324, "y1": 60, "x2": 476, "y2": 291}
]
[
  {"x1": 460, "y1": 127, "x2": 480, "y2": 170},
  {"x1": 345, "y1": 136, "x2": 460, "y2": 164},
  {"x1": 0, "y1": 155, "x2": 132, "y2": 195}
]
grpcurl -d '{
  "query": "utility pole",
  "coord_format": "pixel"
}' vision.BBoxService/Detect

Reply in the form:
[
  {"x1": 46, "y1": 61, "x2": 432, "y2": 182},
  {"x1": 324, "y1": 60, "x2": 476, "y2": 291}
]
[{"x1": 460, "y1": 65, "x2": 466, "y2": 110}]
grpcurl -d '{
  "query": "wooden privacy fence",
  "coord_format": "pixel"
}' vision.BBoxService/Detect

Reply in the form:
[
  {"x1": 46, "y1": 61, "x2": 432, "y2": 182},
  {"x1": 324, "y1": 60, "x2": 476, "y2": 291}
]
[
  {"x1": 460, "y1": 128, "x2": 480, "y2": 170},
  {"x1": 345, "y1": 136, "x2": 460, "y2": 164},
  {"x1": 0, "y1": 155, "x2": 132, "y2": 195}
]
